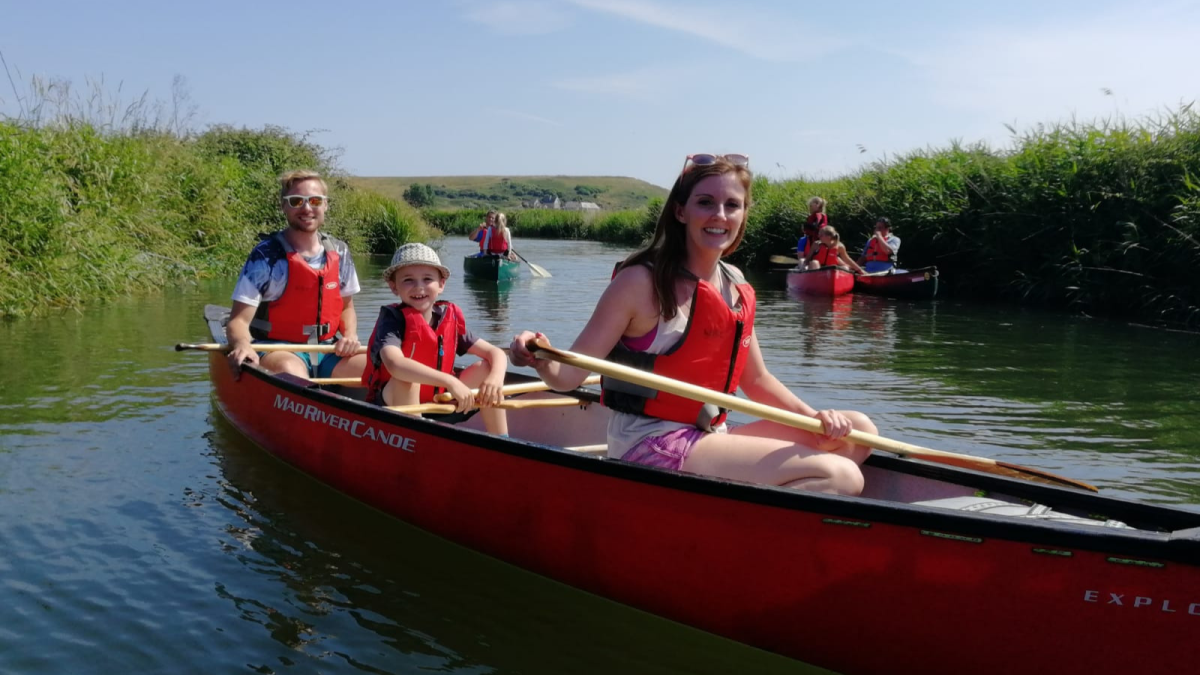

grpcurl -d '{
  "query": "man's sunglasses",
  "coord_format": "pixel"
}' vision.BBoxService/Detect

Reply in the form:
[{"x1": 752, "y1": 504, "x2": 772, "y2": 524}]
[
  {"x1": 283, "y1": 194, "x2": 328, "y2": 208},
  {"x1": 681, "y1": 153, "x2": 750, "y2": 176}
]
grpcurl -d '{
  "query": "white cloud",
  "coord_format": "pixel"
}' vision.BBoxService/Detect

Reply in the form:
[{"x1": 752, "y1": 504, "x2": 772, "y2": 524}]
[
  {"x1": 903, "y1": 2, "x2": 1200, "y2": 137},
  {"x1": 490, "y1": 107, "x2": 564, "y2": 126},
  {"x1": 463, "y1": 1, "x2": 573, "y2": 35},
  {"x1": 553, "y1": 65, "x2": 684, "y2": 98},
  {"x1": 566, "y1": 0, "x2": 843, "y2": 61}
]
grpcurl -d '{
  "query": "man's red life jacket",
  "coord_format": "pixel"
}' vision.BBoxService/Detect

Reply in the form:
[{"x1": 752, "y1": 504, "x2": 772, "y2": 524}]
[
  {"x1": 251, "y1": 235, "x2": 343, "y2": 343},
  {"x1": 863, "y1": 236, "x2": 896, "y2": 263}
]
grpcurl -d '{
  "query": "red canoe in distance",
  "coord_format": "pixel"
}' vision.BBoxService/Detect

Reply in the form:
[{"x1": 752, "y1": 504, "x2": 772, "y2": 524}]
[
  {"x1": 855, "y1": 266, "x2": 940, "y2": 299},
  {"x1": 787, "y1": 266, "x2": 855, "y2": 296},
  {"x1": 198, "y1": 305, "x2": 1200, "y2": 675}
]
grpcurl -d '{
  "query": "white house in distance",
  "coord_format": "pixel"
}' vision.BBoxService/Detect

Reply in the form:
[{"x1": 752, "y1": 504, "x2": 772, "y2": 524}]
[{"x1": 563, "y1": 201, "x2": 601, "y2": 212}]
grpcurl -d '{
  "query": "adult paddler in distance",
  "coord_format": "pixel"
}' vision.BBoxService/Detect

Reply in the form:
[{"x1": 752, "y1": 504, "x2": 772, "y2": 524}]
[
  {"x1": 510, "y1": 154, "x2": 877, "y2": 495},
  {"x1": 224, "y1": 170, "x2": 366, "y2": 380}
]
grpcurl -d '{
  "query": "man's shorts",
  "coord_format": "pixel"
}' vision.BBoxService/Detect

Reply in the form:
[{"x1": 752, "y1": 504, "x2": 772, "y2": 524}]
[{"x1": 255, "y1": 341, "x2": 343, "y2": 378}]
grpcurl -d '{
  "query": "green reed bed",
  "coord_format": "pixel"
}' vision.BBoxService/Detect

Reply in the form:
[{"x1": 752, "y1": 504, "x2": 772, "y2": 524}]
[
  {"x1": 737, "y1": 107, "x2": 1200, "y2": 328},
  {"x1": 0, "y1": 117, "x2": 428, "y2": 318}
]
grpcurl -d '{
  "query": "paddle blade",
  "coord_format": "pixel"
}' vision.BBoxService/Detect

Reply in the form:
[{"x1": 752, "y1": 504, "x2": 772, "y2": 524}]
[
  {"x1": 526, "y1": 261, "x2": 552, "y2": 277},
  {"x1": 770, "y1": 255, "x2": 800, "y2": 265}
]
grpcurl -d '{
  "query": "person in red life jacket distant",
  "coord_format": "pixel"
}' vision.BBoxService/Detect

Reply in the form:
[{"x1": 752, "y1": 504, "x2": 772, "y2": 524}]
[
  {"x1": 470, "y1": 210, "x2": 514, "y2": 259},
  {"x1": 856, "y1": 217, "x2": 901, "y2": 273},
  {"x1": 225, "y1": 170, "x2": 365, "y2": 380},
  {"x1": 509, "y1": 155, "x2": 876, "y2": 495},
  {"x1": 804, "y1": 226, "x2": 866, "y2": 274},
  {"x1": 795, "y1": 196, "x2": 829, "y2": 260},
  {"x1": 361, "y1": 243, "x2": 509, "y2": 435}
]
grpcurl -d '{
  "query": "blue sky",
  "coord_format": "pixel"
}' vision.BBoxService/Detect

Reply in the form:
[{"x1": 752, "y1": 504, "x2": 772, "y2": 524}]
[{"x1": 2, "y1": 0, "x2": 1197, "y2": 187}]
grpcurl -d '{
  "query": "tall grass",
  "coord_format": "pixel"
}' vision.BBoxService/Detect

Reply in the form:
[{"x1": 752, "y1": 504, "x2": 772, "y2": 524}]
[
  {"x1": 0, "y1": 76, "x2": 429, "y2": 317},
  {"x1": 736, "y1": 106, "x2": 1200, "y2": 328}
]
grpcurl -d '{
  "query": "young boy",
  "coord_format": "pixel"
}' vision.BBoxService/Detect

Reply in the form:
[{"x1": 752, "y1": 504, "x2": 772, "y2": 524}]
[{"x1": 361, "y1": 243, "x2": 509, "y2": 435}]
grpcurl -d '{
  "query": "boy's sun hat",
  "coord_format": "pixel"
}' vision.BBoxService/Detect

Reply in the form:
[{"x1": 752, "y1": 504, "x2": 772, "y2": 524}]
[{"x1": 383, "y1": 243, "x2": 450, "y2": 281}]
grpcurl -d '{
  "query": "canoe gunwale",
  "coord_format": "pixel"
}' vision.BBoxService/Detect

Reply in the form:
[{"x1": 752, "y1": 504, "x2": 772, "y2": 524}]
[{"x1": 220, "y1": 361, "x2": 1200, "y2": 562}]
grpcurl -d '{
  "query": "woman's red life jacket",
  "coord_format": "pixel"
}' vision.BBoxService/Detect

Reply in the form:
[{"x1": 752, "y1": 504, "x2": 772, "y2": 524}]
[
  {"x1": 482, "y1": 226, "x2": 509, "y2": 255},
  {"x1": 863, "y1": 236, "x2": 896, "y2": 263},
  {"x1": 813, "y1": 244, "x2": 840, "y2": 267},
  {"x1": 601, "y1": 263, "x2": 756, "y2": 431},
  {"x1": 252, "y1": 241, "x2": 343, "y2": 343},
  {"x1": 362, "y1": 302, "x2": 465, "y2": 404}
]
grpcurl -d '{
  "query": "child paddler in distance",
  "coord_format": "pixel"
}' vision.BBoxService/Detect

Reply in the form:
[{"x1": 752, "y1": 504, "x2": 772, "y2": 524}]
[
  {"x1": 225, "y1": 170, "x2": 365, "y2": 381},
  {"x1": 510, "y1": 154, "x2": 877, "y2": 495},
  {"x1": 362, "y1": 243, "x2": 509, "y2": 435}
]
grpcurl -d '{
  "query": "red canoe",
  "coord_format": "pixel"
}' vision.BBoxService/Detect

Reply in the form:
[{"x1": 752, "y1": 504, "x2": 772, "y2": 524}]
[
  {"x1": 786, "y1": 267, "x2": 855, "y2": 296},
  {"x1": 196, "y1": 306, "x2": 1200, "y2": 675},
  {"x1": 855, "y1": 266, "x2": 940, "y2": 299}
]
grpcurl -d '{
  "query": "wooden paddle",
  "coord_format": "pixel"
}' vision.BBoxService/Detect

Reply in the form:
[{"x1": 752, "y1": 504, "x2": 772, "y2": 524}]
[
  {"x1": 175, "y1": 342, "x2": 368, "y2": 355},
  {"x1": 511, "y1": 249, "x2": 552, "y2": 278},
  {"x1": 311, "y1": 377, "x2": 363, "y2": 385},
  {"x1": 389, "y1": 396, "x2": 587, "y2": 415},
  {"x1": 526, "y1": 338, "x2": 1099, "y2": 492},
  {"x1": 770, "y1": 254, "x2": 801, "y2": 265},
  {"x1": 432, "y1": 375, "x2": 601, "y2": 403}
]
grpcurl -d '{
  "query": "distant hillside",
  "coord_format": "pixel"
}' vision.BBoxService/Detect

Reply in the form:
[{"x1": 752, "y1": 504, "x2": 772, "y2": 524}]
[{"x1": 351, "y1": 175, "x2": 668, "y2": 211}]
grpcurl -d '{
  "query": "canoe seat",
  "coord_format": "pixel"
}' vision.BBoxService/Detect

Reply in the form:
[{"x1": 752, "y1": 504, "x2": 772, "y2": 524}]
[{"x1": 912, "y1": 496, "x2": 1130, "y2": 529}]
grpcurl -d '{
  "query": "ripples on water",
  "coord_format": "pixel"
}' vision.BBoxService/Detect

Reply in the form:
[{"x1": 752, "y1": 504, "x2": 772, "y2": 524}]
[{"x1": 0, "y1": 236, "x2": 1197, "y2": 673}]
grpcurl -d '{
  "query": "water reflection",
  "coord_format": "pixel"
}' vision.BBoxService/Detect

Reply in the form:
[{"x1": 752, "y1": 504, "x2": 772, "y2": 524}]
[{"x1": 461, "y1": 276, "x2": 515, "y2": 335}]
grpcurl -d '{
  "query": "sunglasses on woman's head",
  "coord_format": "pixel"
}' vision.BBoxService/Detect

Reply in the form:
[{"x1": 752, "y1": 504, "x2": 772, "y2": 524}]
[
  {"x1": 681, "y1": 153, "x2": 750, "y2": 176},
  {"x1": 283, "y1": 194, "x2": 328, "y2": 208}
]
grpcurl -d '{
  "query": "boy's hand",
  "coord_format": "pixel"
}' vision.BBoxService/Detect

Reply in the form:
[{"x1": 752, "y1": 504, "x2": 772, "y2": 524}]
[
  {"x1": 445, "y1": 379, "x2": 476, "y2": 413},
  {"x1": 476, "y1": 373, "x2": 505, "y2": 408}
]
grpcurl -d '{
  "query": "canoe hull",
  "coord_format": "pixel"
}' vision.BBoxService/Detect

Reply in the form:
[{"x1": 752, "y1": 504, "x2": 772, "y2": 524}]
[
  {"x1": 207, "y1": 352, "x2": 1200, "y2": 675},
  {"x1": 855, "y1": 266, "x2": 939, "y2": 299},
  {"x1": 786, "y1": 267, "x2": 855, "y2": 296},
  {"x1": 463, "y1": 254, "x2": 523, "y2": 281}
]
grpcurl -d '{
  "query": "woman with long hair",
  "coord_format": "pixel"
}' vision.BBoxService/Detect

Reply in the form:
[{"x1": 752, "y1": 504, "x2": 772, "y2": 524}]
[{"x1": 510, "y1": 155, "x2": 875, "y2": 494}]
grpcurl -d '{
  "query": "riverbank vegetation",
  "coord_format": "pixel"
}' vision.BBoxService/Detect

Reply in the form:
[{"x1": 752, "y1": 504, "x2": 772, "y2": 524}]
[
  {"x1": 353, "y1": 175, "x2": 667, "y2": 211},
  {"x1": 742, "y1": 106, "x2": 1200, "y2": 328},
  {"x1": 1, "y1": 78, "x2": 428, "y2": 318},
  {"x1": 424, "y1": 106, "x2": 1200, "y2": 328}
]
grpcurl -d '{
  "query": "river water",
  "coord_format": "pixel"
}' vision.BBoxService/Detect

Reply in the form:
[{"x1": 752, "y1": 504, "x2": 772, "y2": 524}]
[{"x1": 1, "y1": 236, "x2": 1197, "y2": 674}]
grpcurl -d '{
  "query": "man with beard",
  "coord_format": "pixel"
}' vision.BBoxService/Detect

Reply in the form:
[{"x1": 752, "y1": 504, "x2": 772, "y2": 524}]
[{"x1": 225, "y1": 170, "x2": 365, "y2": 380}]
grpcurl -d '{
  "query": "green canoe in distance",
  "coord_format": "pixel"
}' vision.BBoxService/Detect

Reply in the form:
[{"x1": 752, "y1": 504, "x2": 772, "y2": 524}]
[{"x1": 463, "y1": 254, "x2": 524, "y2": 281}]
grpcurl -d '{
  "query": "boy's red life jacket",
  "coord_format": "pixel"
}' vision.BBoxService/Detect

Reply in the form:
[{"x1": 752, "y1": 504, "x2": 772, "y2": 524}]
[
  {"x1": 862, "y1": 236, "x2": 896, "y2": 263},
  {"x1": 251, "y1": 236, "x2": 343, "y2": 343},
  {"x1": 362, "y1": 301, "x2": 465, "y2": 404},
  {"x1": 601, "y1": 263, "x2": 756, "y2": 431}
]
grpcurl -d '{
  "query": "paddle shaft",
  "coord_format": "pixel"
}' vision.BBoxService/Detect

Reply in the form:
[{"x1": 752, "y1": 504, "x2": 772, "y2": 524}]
[
  {"x1": 433, "y1": 375, "x2": 601, "y2": 403},
  {"x1": 389, "y1": 396, "x2": 586, "y2": 415},
  {"x1": 175, "y1": 342, "x2": 367, "y2": 355},
  {"x1": 528, "y1": 339, "x2": 1097, "y2": 492}
]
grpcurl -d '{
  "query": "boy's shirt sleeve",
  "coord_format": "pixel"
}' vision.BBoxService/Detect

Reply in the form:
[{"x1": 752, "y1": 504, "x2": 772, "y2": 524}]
[
  {"x1": 368, "y1": 305, "x2": 406, "y2": 366},
  {"x1": 456, "y1": 314, "x2": 478, "y2": 357}
]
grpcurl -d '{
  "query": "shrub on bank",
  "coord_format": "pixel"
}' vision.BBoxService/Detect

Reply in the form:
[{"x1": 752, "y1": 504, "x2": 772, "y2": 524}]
[{"x1": 0, "y1": 120, "x2": 429, "y2": 317}]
